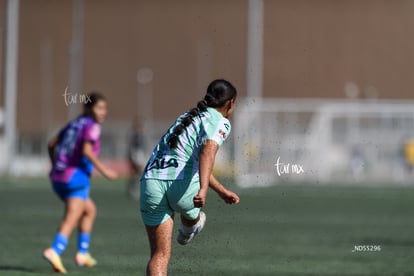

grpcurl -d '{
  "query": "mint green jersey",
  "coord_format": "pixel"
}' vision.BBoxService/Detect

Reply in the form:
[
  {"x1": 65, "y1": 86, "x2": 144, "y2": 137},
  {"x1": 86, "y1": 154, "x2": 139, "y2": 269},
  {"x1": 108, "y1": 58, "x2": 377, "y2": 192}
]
[{"x1": 143, "y1": 107, "x2": 231, "y2": 180}]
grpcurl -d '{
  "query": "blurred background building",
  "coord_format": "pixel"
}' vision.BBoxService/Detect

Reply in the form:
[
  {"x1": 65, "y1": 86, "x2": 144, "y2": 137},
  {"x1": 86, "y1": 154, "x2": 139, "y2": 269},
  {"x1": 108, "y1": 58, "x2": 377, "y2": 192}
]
[{"x1": 1, "y1": 0, "x2": 414, "y2": 184}]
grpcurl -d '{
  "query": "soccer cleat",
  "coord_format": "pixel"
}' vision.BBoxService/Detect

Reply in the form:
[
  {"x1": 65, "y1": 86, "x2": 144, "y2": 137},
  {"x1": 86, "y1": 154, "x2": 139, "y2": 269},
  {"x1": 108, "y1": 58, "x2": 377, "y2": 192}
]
[
  {"x1": 177, "y1": 211, "x2": 206, "y2": 245},
  {"x1": 43, "y1": 248, "x2": 67, "y2": 274},
  {"x1": 75, "y1": 252, "x2": 97, "y2": 267}
]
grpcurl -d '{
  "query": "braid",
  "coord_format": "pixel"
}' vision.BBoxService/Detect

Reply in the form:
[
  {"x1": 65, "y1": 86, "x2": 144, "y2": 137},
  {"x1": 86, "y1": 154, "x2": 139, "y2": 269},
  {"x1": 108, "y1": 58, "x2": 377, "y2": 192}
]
[
  {"x1": 167, "y1": 100, "x2": 208, "y2": 149},
  {"x1": 168, "y1": 79, "x2": 237, "y2": 149},
  {"x1": 203, "y1": 94, "x2": 219, "y2": 107}
]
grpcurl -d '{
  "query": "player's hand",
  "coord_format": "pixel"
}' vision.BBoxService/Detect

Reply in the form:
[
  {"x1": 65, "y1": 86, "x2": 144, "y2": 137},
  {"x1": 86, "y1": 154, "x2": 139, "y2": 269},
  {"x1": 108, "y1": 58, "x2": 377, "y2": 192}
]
[
  {"x1": 104, "y1": 168, "x2": 119, "y2": 180},
  {"x1": 193, "y1": 189, "x2": 208, "y2": 208},
  {"x1": 219, "y1": 189, "x2": 240, "y2": 205}
]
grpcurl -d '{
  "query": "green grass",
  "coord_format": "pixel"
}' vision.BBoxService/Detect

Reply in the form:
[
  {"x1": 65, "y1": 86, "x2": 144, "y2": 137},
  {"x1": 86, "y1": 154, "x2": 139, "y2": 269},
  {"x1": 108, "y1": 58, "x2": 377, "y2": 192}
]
[{"x1": 1, "y1": 177, "x2": 414, "y2": 275}]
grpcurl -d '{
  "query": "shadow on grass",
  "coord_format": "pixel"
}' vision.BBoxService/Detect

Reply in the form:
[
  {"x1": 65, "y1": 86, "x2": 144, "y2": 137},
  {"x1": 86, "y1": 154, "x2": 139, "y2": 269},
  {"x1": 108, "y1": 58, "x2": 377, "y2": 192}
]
[{"x1": 0, "y1": 265, "x2": 35, "y2": 273}]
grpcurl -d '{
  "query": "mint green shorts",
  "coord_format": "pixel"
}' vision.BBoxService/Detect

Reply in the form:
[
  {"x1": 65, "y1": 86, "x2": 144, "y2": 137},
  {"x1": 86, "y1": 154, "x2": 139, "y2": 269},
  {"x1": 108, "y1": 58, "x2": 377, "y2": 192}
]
[{"x1": 140, "y1": 177, "x2": 201, "y2": 226}]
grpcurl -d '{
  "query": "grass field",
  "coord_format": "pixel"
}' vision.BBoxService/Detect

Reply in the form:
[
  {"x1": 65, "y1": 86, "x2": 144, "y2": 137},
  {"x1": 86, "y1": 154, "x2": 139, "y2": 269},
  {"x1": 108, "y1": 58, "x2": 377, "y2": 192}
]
[{"x1": 1, "y1": 177, "x2": 414, "y2": 275}]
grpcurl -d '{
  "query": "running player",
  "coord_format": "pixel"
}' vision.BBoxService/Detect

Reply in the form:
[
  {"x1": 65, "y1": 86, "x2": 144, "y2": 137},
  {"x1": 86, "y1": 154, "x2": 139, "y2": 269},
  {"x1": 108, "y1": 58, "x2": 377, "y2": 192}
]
[
  {"x1": 140, "y1": 79, "x2": 240, "y2": 275},
  {"x1": 43, "y1": 92, "x2": 118, "y2": 274}
]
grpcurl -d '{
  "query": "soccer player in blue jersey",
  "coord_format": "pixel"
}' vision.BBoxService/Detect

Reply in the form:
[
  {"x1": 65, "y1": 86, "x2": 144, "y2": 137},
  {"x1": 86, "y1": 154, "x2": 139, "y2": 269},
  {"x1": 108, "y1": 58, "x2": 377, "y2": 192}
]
[
  {"x1": 140, "y1": 79, "x2": 240, "y2": 275},
  {"x1": 43, "y1": 93, "x2": 118, "y2": 273}
]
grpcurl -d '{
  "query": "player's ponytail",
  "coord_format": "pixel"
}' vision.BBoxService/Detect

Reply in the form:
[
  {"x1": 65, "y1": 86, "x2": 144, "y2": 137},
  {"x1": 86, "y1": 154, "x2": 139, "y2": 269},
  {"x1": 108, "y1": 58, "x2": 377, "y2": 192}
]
[{"x1": 168, "y1": 79, "x2": 237, "y2": 149}]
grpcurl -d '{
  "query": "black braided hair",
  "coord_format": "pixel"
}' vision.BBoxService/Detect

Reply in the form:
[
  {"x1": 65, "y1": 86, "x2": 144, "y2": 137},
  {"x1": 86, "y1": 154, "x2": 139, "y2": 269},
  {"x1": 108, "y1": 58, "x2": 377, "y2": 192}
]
[{"x1": 168, "y1": 79, "x2": 237, "y2": 149}]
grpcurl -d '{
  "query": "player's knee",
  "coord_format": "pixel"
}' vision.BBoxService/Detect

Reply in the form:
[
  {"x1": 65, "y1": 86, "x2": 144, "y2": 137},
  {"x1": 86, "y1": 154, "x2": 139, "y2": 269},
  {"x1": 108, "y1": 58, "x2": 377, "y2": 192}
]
[
  {"x1": 64, "y1": 201, "x2": 84, "y2": 221},
  {"x1": 86, "y1": 200, "x2": 97, "y2": 217}
]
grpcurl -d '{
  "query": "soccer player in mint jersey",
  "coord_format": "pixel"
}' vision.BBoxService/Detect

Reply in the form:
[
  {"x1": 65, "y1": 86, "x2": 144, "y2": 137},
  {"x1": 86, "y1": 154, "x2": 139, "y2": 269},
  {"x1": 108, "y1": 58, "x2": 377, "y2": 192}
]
[
  {"x1": 140, "y1": 79, "x2": 240, "y2": 275},
  {"x1": 43, "y1": 93, "x2": 118, "y2": 274}
]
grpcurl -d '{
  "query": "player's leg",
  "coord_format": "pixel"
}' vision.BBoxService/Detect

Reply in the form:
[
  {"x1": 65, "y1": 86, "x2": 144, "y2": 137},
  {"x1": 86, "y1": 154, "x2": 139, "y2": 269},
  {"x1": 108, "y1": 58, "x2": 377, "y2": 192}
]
[
  {"x1": 145, "y1": 217, "x2": 174, "y2": 276},
  {"x1": 43, "y1": 197, "x2": 85, "y2": 274},
  {"x1": 128, "y1": 163, "x2": 141, "y2": 201},
  {"x1": 75, "y1": 196, "x2": 97, "y2": 267},
  {"x1": 177, "y1": 211, "x2": 206, "y2": 245},
  {"x1": 78, "y1": 198, "x2": 96, "y2": 234},
  {"x1": 59, "y1": 197, "x2": 87, "y2": 237},
  {"x1": 54, "y1": 170, "x2": 90, "y2": 239},
  {"x1": 140, "y1": 179, "x2": 175, "y2": 275},
  {"x1": 48, "y1": 197, "x2": 86, "y2": 254},
  {"x1": 167, "y1": 178, "x2": 207, "y2": 245},
  {"x1": 127, "y1": 158, "x2": 137, "y2": 197},
  {"x1": 44, "y1": 171, "x2": 91, "y2": 273}
]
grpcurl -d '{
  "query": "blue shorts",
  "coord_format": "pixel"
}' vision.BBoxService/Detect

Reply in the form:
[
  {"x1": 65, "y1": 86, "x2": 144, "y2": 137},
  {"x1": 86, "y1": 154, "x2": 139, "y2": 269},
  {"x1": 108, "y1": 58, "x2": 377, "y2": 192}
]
[
  {"x1": 140, "y1": 177, "x2": 201, "y2": 226},
  {"x1": 52, "y1": 169, "x2": 90, "y2": 201}
]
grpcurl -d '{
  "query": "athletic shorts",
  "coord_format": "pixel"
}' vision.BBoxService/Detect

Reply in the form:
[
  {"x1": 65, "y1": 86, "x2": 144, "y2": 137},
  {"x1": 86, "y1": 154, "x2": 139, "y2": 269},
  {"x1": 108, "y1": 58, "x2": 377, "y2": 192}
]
[
  {"x1": 140, "y1": 177, "x2": 200, "y2": 226},
  {"x1": 52, "y1": 169, "x2": 90, "y2": 201}
]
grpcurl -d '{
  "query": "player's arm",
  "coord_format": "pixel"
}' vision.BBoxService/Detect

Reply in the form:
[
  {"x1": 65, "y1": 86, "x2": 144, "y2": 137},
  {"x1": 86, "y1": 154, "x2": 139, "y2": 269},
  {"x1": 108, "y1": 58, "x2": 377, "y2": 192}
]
[
  {"x1": 194, "y1": 140, "x2": 218, "y2": 208},
  {"x1": 47, "y1": 136, "x2": 59, "y2": 165},
  {"x1": 209, "y1": 174, "x2": 240, "y2": 204},
  {"x1": 83, "y1": 142, "x2": 118, "y2": 180}
]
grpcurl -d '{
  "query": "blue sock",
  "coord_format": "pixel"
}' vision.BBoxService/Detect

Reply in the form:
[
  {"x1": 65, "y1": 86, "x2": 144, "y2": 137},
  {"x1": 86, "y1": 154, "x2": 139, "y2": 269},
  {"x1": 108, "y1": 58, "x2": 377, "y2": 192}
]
[
  {"x1": 51, "y1": 233, "x2": 68, "y2": 256},
  {"x1": 78, "y1": 232, "x2": 91, "y2": 254}
]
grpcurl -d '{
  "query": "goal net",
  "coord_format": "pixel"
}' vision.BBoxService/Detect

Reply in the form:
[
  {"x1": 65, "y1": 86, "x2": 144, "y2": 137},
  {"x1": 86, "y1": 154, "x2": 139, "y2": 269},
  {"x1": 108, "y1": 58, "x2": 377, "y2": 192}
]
[{"x1": 234, "y1": 98, "x2": 414, "y2": 187}]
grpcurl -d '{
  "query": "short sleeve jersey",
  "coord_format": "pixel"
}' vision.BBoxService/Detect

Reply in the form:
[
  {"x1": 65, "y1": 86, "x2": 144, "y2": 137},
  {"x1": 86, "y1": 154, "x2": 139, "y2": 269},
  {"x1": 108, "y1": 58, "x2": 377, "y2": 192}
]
[
  {"x1": 50, "y1": 115, "x2": 101, "y2": 183},
  {"x1": 143, "y1": 107, "x2": 231, "y2": 180}
]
